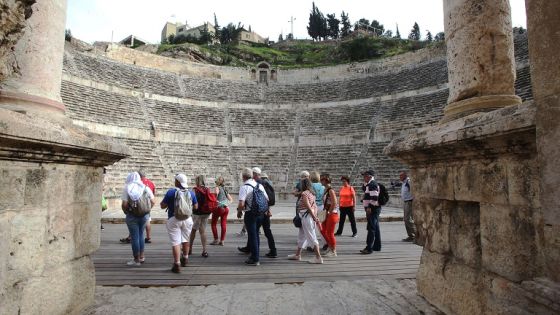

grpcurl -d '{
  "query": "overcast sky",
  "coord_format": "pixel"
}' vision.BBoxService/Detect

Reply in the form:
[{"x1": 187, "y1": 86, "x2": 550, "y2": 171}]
[{"x1": 66, "y1": 0, "x2": 528, "y2": 44}]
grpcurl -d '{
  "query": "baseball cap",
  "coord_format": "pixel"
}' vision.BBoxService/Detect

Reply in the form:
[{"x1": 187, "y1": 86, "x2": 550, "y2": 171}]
[
  {"x1": 252, "y1": 167, "x2": 262, "y2": 175},
  {"x1": 361, "y1": 170, "x2": 375, "y2": 176},
  {"x1": 175, "y1": 173, "x2": 189, "y2": 189}
]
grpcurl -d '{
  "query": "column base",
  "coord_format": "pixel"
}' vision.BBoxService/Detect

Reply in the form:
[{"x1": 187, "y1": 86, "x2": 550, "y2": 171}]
[
  {"x1": 0, "y1": 89, "x2": 66, "y2": 119},
  {"x1": 441, "y1": 95, "x2": 522, "y2": 123}
]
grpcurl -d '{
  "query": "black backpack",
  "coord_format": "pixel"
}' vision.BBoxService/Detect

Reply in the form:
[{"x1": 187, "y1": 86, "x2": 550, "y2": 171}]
[
  {"x1": 261, "y1": 180, "x2": 275, "y2": 206},
  {"x1": 377, "y1": 183, "x2": 389, "y2": 206}
]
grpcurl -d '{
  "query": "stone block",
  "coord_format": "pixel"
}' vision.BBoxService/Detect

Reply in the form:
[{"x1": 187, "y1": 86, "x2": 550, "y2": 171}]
[
  {"x1": 415, "y1": 165, "x2": 454, "y2": 201},
  {"x1": 543, "y1": 225, "x2": 560, "y2": 282},
  {"x1": 0, "y1": 167, "x2": 26, "y2": 212},
  {"x1": 417, "y1": 250, "x2": 484, "y2": 315},
  {"x1": 19, "y1": 256, "x2": 95, "y2": 315},
  {"x1": 506, "y1": 156, "x2": 540, "y2": 207},
  {"x1": 480, "y1": 204, "x2": 537, "y2": 281},
  {"x1": 449, "y1": 201, "x2": 481, "y2": 268},
  {"x1": 454, "y1": 162, "x2": 481, "y2": 202},
  {"x1": 416, "y1": 198, "x2": 450, "y2": 253},
  {"x1": 479, "y1": 160, "x2": 509, "y2": 205}
]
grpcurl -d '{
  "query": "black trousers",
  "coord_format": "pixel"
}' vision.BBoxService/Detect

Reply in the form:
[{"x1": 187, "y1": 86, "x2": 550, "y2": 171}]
[
  {"x1": 245, "y1": 214, "x2": 276, "y2": 253},
  {"x1": 336, "y1": 206, "x2": 357, "y2": 235}
]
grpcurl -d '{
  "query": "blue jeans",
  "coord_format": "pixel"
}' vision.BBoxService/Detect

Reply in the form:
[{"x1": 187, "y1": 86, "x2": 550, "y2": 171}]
[
  {"x1": 126, "y1": 213, "x2": 149, "y2": 257},
  {"x1": 244, "y1": 211, "x2": 264, "y2": 262},
  {"x1": 366, "y1": 206, "x2": 381, "y2": 251}
]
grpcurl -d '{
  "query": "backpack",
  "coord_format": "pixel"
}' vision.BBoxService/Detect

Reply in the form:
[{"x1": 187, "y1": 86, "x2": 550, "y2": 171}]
[
  {"x1": 261, "y1": 180, "x2": 275, "y2": 206},
  {"x1": 377, "y1": 183, "x2": 390, "y2": 206},
  {"x1": 174, "y1": 188, "x2": 193, "y2": 220},
  {"x1": 128, "y1": 189, "x2": 151, "y2": 217},
  {"x1": 194, "y1": 186, "x2": 218, "y2": 214},
  {"x1": 245, "y1": 183, "x2": 269, "y2": 213}
]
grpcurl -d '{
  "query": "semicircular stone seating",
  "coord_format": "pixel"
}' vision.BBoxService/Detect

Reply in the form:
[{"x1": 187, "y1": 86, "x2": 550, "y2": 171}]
[{"x1": 61, "y1": 33, "x2": 532, "y2": 199}]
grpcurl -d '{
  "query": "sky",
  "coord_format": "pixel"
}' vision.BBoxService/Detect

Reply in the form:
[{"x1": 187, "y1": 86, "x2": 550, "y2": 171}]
[{"x1": 66, "y1": 0, "x2": 528, "y2": 44}]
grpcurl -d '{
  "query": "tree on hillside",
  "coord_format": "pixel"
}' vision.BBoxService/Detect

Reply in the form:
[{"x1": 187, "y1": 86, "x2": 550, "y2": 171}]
[
  {"x1": 220, "y1": 22, "x2": 243, "y2": 44},
  {"x1": 384, "y1": 30, "x2": 393, "y2": 38},
  {"x1": 434, "y1": 32, "x2": 445, "y2": 42},
  {"x1": 326, "y1": 13, "x2": 340, "y2": 39},
  {"x1": 199, "y1": 23, "x2": 213, "y2": 44},
  {"x1": 214, "y1": 13, "x2": 221, "y2": 43},
  {"x1": 278, "y1": 33, "x2": 284, "y2": 41},
  {"x1": 307, "y1": 2, "x2": 327, "y2": 41},
  {"x1": 426, "y1": 30, "x2": 433, "y2": 42},
  {"x1": 355, "y1": 18, "x2": 370, "y2": 31},
  {"x1": 340, "y1": 11, "x2": 352, "y2": 38},
  {"x1": 395, "y1": 25, "x2": 401, "y2": 39},
  {"x1": 370, "y1": 20, "x2": 384, "y2": 36},
  {"x1": 408, "y1": 22, "x2": 421, "y2": 40}
]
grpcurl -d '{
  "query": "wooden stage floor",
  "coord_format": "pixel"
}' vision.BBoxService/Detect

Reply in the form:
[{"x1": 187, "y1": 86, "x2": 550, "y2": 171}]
[{"x1": 94, "y1": 222, "x2": 422, "y2": 287}]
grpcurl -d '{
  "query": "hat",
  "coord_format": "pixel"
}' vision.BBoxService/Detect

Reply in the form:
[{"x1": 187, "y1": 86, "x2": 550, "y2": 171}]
[
  {"x1": 361, "y1": 170, "x2": 375, "y2": 176},
  {"x1": 175, "y1": 173, "x2": 189, "y2": 189},
  {"x1": 261, "y1": 172, "x2": 268, "y2": 178},
  {"x1": 252, "y1": 167, "x2": 262, "y2": 175}
]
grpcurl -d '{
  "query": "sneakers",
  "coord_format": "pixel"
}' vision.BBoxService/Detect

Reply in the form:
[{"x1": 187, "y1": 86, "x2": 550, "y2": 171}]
[
  {"x1": 402, "y1": 236, "x2": 415, "y2": 242},
  {"x1": 145, "y1": 238, "x2": 151, "y2": 243},
  {"x1": 287, "y1": 254, "x2": 301, "y2": 261},
  {"x1": 171, "y1": 263, "x2": 180, "y2": 273},
  {"x1": 308, "y1": 257, "x2": 324, "y2": 264},
  {"x1": 351, "y1": 233, "x2": 357, "y2": 238},
  {"x1": 324, "y1": 250, "x2": 337, "y2": 258},
  {"x1": 126, "y1": 260, "x2": 141, "y2": 267},
  {"x1": 210, "y1": 239, "x2": 220, "y2": 245},
  {"x1": 180, "y1": 256, "x2": 188, "y2": 267},
  {"x1": 119, "y1": 237, "x2": 131, "y2": 244},
  {"x1": 265, "y1": 252, "x2": 278, "y2": 258},
  {"x1": 360, "y1": 248, "x2": 373, "y2": 255},
  {"x1": 218, "y1": 241, "x2": 224, "y2": 246},
  {"x1": 244, "y1": 259, "x2": 260, "y2": 266}
]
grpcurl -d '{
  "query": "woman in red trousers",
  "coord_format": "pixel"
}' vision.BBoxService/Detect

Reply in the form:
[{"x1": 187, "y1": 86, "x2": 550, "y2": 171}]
[{"x1": 320, "y1": 174, "x2": 339, "y2": 257}]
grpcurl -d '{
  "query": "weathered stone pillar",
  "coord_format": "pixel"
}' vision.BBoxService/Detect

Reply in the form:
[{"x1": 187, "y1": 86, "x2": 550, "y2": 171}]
[
  {"x1": 442, "y1": 0, "x2": 522, "y2": 122},
  {"x1": 0, "y1": 0, "x2": 67, "y2": 118},
  {"x1": 526, "y1": 0, "x2": 560, "y2": 282},
  {"x1": 0, "y1": 1, "x2": 128, "y2": 314}
]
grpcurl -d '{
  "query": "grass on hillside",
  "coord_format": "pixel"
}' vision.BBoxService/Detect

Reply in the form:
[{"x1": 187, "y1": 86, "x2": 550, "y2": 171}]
[{"x1": 155, "y1": 36, "x2": 443, "y2": 69}]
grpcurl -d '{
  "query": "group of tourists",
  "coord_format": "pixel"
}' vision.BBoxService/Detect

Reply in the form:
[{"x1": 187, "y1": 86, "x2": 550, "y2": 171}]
[{"x1": 118, "y1": 166, "x2": 413, "y2": 272}]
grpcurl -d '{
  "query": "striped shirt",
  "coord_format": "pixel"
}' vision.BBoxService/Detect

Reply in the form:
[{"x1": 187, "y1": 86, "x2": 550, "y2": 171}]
[{"x1": 362, "y1": 178, "x2": 379, "y2": 208}]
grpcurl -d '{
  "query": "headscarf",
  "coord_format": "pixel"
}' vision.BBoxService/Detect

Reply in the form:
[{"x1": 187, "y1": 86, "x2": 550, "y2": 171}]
[{"x1": 125, "y1": 172, "x2": 145, "y2": 201}]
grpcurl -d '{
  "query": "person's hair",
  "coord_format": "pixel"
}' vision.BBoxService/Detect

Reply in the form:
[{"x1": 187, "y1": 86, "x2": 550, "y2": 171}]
[
  {"x1": 195, "y1": 175, "x2": 205, "y2": 187},
  {"x1": 241, "y1": 168, "x2": 253, "y2": 180},
  {"x1": 300, "y1": 178, "x2": 313, "y2": 193},
  {"x1": 215, "y1": 176, "x2": 225, "y2": 187},
  {"x1": 321, "y1": 174, "x2": 332, "y2": 189},
  {"x1": 310, "y1": 171, "x2": 320, "y2": 183},
  {"x1": 300, "y1": 170, "x2": 310, "y2": 178},
  {"x1": 138, "y1": 169, "x2": 146, "y2": 178},
  {"x1": 399, "y1": 170, "x2": 408, "y2": 176},
  {"x1": 340, "y1": 175, "x2": 350, "y2": 182}
]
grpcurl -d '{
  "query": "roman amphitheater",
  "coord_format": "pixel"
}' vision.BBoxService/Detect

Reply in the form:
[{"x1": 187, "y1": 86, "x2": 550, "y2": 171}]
[{"x1": 1, "y1": 0, "x2": 558, "y2": 314}]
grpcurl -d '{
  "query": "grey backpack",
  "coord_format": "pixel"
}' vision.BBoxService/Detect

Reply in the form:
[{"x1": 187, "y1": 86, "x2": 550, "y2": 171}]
[
  {"x1": 174, "y1": 189, "x2": 193, "y2": 220},
  {"x1": 128, "y1": 189, "x2": 152, "y2": 217}
]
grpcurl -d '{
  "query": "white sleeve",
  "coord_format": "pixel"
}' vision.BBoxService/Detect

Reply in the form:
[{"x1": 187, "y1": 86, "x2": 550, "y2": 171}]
[{"x1": 238, "y1": 185, "x2": 248, "y2": 201}]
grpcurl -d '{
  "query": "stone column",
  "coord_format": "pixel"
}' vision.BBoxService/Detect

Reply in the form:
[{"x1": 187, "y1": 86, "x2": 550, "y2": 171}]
[
  {"x1": 0, "y1": 0, "x2": 67, "y2": 118},
  {"x1": 526, "y1": 0, "x2": 560, "y2": 282},
  {"x1": 442, "y1": 0, "x2": 521, "y2": 122}
]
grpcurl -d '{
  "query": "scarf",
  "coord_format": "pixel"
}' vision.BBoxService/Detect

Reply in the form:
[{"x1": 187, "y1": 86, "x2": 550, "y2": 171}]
[{"x1": 124, "y1": 172, "x2": 145, "y2": 201}]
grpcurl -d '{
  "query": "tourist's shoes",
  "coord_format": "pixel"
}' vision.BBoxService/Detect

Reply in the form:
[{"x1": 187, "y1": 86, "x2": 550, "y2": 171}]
[
  {"x1": 180, "y1": 256, "x2": 188, "y2": 267},
  {"x1": 402, "y1": 236, "x2": 414, "y2": 242},
  {"x1": 360, "y1": 248, "x2": 373, "y2": 255},
  {"x1": 126, "y1": 260, "x2": 141, "y2": 266},
  {"x1": 119, "y1": 237, "x2": 131, "y2": 244},
  {"x1": 218, "y1": 241, "x2": 224, "y2": 246},
  {"x1": 287, "y1": 254, "x2": 301, "y2": 261},
  {"x1": 265, "y1": 252, "x2": 278, "y2": 258},
  {"x1": 145, "y1": 238, "x2": 151, "y2": 243},
  {"x1": 324, "y1": 250, "x2": 337, "y2": 258},
  {"x1": 308, "y1": 257, "x2": 323, "y2": 264},
  {"x1": 244, "y1": 259, "x2": 260, "y2": 266},
  {"x1": 321, "y1": 248, "x2": 331, "y2": 255},
  {"x1": 100, "y1": 225, "x2": 105, "y2": 230},
  {"x1": 202, "y1": 251, "x2": 209, "y2": 258},
  {"x1": 139, "y1": 257, "x2": 145, "y2": 264},
  {"x1": 237, "y1": 246, "x2": 250, "y2": 254},
  {"x1": 334, "y1": 232, "x2": 342, "y2": 236},
  {"x1": 237, "y1": 230, "x2": 246, "y2": 237},
  {"x1": 171, "y1": 263, "x2": 180, "y2": 273},
  {"x1": 351, "y1": 233, "x2": 357, "y2": 238},
  {"x1": 322, "y1": 244, "x2": 329, "y2": 251},
  {"x1": 210, "y1": 239, "x2": 220, "y2": 245}
]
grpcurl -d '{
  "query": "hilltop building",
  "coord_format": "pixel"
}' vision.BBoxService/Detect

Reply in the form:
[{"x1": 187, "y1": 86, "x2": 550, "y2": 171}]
[{"x1": 161, "y1": 21, "x2": 266, "y2": 44}]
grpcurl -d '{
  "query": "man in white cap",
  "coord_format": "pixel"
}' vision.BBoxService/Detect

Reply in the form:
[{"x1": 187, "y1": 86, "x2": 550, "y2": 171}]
[{"x1": 160, "y1": 174, "x2": 198, "y2": 273}]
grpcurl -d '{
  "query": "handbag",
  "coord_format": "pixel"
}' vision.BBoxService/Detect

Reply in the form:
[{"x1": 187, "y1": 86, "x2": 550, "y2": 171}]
[{"x1": 293, "y1": 210, "x2": 302, "y2": 228}]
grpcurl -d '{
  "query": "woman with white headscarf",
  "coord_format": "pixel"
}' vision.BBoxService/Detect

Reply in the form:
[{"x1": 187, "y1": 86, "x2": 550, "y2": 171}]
[{"x1": 121, "y1": 172, "x2": 155, "y2": 266}]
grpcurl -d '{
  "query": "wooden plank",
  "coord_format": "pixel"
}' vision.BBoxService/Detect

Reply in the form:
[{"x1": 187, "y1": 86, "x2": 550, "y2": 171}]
[{"x1": 94, "y1": 222, "x2": 423, "y2": 287}]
